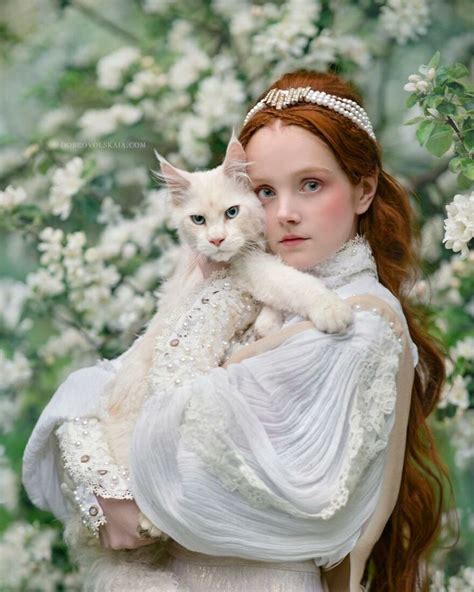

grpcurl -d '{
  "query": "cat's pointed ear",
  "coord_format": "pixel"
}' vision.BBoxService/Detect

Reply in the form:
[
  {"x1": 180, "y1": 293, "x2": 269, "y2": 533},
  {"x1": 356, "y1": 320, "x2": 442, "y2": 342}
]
[
  {"x1": 152, "y1": 149, "x2": 190, "y2": 206},
  {"x1": 222, "y1": 130, "x2": 250, "y2": 185}
]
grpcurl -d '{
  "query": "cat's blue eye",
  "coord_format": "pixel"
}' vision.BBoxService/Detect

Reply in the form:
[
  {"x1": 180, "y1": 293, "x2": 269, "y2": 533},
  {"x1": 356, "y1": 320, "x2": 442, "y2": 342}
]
[
  {"x1": 301, "y1": 180, "x2": 321, "y2": 193},
  {"x1": 225, "y1": 206, "x2": 239, "y2": 219},
  {"x1": 256, "y1": 187, "x2": 275, "y2": 200},
  {"x1": 190, "y1": 214, "x2": 206, "y2": 225}
]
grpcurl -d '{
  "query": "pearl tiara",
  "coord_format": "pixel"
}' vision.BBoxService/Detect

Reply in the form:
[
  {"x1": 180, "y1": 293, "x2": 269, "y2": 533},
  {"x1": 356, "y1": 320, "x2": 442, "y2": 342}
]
[{"x1": 243, "y1": 86, "x2": 376, "y2": 141}]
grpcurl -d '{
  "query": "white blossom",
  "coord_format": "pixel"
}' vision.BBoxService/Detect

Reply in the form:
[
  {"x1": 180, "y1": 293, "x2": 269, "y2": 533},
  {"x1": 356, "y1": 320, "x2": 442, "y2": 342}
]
[
  {"x1": 0, "y1": 350, "x2": 32, "y2": 392},
  {"x1": 49, "y1": 157, "x2": 85, "y2": 220},
  {"x1": 0, "y1": 447, "x2": 17, "y2": 511},
  {"x1": 0, "y1": 279, "x2": 29, "y2": 331},
  {"x1": 443, "y1": 192, "x2": 474, "y2": 258},
  {"x1": 142, "y1": 0, "x2": 173, "y2": 14},
  {"x1": 451, "y1": 336, "x2": 474, "y2": 362},
  {"x1": 97, "y1": 46, "x2": 140, "y2": 90},
  {"x1": 380, "y1": 0, "x2": 430, "y2": 45},
  {"x1": 253, "y1": 0, "x2": 321, "y2": 61},
  {"x1": 194, "y1": 74, "x2": 246, "y2": 130},
  {"x1": 0, "y1": 522, "x2": 63, "y2": 590},
  {"x1": 439, "y1": 375, "x2": 470, "y2": 411},
  {"x1": 97, "y1": 195, "x2": 123, "y2": 225},
  {"x1": 38, "y1": 106, "x2": 75, "y2": 134},
  {"x1": 79, "y1": 104, "x2": 142, "y2": 139},
  {"x1": 421, "y1": 215, "x2": 444, "y2": 262},
  {"x1": 177, "y1": 115, "x2": 212, "y2": 166},
  {"x1": 0, "y1": 396, "x2": 21, "y2": 434},
  {"x1": 39, "y1": 327, "x2": 93, "y2": 365},
  {"x1": 116, "y1": 166, "x2": 150, "y2": 187},
  {"x1": 26, "y1": 266, "x2": 65, "y2": 298},
  {"x1": 124, "y1": 68, "x2": 166, "y2": 99},
  {"x1": 167, "y1": 46, "x2": 211, "y2": 90},
  {"x1": 38, "y1": 226, "x2": 64, "y2": 265},
  {"x1": 0, "y1": 185, "x2": 27, "y2": 209}
]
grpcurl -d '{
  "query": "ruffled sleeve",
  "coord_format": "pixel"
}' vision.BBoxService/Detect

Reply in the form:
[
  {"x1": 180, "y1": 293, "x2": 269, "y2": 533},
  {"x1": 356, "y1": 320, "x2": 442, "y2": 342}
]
[
  {"x1": 129, "y1": 308, "x2": 404, "y2": 568},
  {"x1": 21, "y1": 343, "x2": 139, "y2": 521}
]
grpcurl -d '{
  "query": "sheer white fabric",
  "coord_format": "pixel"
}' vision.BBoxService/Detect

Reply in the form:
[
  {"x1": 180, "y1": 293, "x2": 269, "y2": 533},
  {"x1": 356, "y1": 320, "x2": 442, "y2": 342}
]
[{"x1": 130, "y1": 306, "x2": 402, "y2": 569}]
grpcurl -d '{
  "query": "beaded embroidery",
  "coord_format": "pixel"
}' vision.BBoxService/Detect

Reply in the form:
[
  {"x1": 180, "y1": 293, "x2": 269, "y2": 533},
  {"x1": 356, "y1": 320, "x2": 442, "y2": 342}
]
[
  {"x1": 149, "y1": 273, "x2": 261, "y2": 395},
  {"x1": 56, "y1": 417, "x2": 133, "y2": 501}
]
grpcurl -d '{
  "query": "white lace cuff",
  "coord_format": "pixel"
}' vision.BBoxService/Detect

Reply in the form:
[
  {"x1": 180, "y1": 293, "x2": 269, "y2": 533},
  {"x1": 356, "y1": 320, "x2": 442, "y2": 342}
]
[
  {"x1": 60, "y1": 477, "x2": 106, "y2": 537},
  {"x1": 56, "y1": 416, "x2": 133, "y2": 535}
]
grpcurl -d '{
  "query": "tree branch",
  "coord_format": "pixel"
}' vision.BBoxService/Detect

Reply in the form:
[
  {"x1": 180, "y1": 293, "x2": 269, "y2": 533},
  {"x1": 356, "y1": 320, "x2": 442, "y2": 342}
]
[{"x1": 71, "y1": 0, "x2": 142, "y2": 46}]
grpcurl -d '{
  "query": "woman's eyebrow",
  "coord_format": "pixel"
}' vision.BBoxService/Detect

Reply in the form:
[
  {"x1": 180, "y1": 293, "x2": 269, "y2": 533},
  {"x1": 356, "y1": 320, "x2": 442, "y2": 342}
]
[{"x1": 250, "y1": 166, "x2": 332, "y2": 182}]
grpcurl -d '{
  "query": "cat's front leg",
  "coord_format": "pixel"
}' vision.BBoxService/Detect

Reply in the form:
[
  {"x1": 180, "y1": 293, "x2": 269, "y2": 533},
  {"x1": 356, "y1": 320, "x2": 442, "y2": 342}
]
[
  {"x1": 236, "y1": 251, "x2": 353, "y2": 333},
  {"x1": 254, "y1": 306, "x2": 283, "y2": 338}
]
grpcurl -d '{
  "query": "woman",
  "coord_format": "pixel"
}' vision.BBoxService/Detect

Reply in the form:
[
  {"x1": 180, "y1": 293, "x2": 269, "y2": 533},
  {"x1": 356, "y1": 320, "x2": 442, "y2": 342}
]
[{"x1": 22, "y1": 70, "x2": 449, "y2": 592}]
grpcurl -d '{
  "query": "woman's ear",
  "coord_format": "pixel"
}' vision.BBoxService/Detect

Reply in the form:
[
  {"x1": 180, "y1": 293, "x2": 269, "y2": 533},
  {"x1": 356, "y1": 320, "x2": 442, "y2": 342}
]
[{"x1": 355, "y1": 172, "x2": 378, "y2": 215}]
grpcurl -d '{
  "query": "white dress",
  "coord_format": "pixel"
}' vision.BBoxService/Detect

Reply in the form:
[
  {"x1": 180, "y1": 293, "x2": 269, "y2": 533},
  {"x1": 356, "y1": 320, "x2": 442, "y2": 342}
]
[{"x1": 22, "y1": 236, "x2": 418, "y2": 592}]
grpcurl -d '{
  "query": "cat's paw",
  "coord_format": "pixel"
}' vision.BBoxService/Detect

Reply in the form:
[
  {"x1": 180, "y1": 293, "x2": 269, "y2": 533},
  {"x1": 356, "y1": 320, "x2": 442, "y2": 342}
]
[
  {"x1": 309, "y1": 294, "x2": 353, "y2": 333},
  {"x1": 138, "y1": 511, "x2": 169, "y2": 540},
  {"x1": 254, "y1": 306, "x2": 283, "y2": 338}
]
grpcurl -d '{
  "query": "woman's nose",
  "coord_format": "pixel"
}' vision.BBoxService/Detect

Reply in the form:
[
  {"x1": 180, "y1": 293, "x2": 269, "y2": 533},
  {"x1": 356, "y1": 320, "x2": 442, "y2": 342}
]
[{"x1": 276, "y1": 198, "x2": 301, "y2": 224}]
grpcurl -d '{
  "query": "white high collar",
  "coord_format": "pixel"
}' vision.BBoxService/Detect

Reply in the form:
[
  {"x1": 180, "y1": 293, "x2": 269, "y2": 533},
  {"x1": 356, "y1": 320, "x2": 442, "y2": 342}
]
[{"x1": 306, "y1": 234, "x2": 378, "y2": 289}]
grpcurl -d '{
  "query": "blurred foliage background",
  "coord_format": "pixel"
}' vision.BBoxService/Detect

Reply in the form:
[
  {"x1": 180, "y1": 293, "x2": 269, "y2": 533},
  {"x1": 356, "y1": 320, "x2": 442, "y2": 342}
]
[{"x1": 0, "y1": 0, "x2": 472, "y2": 589}]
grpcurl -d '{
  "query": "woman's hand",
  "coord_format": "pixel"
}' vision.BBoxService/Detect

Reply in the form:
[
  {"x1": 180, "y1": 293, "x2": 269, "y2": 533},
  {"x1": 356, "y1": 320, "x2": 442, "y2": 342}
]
[{"x1": 97, "y1": 497, "x2": 156, "y2": 550}]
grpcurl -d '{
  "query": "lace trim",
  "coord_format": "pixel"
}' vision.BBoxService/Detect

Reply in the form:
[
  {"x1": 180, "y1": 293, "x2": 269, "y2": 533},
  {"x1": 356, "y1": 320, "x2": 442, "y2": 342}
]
[
  {"x1": 180, "y1": 307, "x2": 402, "y2": 520},
  {"x1": 56, "y1": 417, "x2": 133, "y2": 500},
  {"x1": 307, "y1": 234, "x2": 378, "y2": 289}
]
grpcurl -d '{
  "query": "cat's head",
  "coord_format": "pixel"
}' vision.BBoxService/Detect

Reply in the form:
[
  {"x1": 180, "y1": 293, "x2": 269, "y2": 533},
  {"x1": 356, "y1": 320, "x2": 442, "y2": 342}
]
[{"x1": 153, "y1": 134, "x2": 265, "y2": 262}]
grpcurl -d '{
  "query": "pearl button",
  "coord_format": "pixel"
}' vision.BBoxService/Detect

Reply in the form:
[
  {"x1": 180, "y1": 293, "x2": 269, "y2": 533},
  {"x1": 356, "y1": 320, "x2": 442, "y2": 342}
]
[
  {"x1": 170, "y1": 338, "x2": 179, "y2": 347},
  {"x1": 80, "y1": 455, "x2": 90, "y2": 463},
  {"x1": 98, "y1": 469, "x2": 108, "y2": 475},
  {"x1": 89, "y1": 506, "x2": 98, "y2": 517}
]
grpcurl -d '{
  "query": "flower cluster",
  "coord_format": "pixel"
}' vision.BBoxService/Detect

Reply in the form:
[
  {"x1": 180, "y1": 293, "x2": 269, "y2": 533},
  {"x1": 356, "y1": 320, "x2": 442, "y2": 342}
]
[
  {"x1": 49, "y1": 157, "x2": 85, "y2": 220},
  {"x1": 0, "y1": 185, "x2": 27, "y2": 209},
  {"x1": 0, "y1": 522, "x2": 65, "y2": 591},
  {"x1": 380, "y1": 0, "x2": 430, "y2": 45},
  {"x1": 78, "y1": 104, "x2": 142, "y2": 139},
  {"x1": 443, "y1": 192, "x2": 474, "y2": 258},
  {"x1": 404, "y1": 63, "x2": 436, "y2": 94}
]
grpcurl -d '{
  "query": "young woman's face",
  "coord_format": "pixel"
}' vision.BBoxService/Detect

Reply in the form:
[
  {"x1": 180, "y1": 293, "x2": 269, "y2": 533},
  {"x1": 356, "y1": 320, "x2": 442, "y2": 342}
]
[{"x1": 245, "y1": 121, "x2": 375, "y2": 269}]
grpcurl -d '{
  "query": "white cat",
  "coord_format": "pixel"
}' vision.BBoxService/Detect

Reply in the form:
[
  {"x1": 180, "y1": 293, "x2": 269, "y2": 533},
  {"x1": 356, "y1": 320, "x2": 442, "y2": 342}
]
[{"x1": 155, "y1": 133, "x2": 353, "y2": 337}]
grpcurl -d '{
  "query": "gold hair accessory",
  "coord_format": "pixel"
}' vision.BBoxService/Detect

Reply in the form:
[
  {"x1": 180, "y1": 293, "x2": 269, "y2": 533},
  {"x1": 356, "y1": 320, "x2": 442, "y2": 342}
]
[{"x1": 243, "y1": 86, "x2": 376, "y2": 141}]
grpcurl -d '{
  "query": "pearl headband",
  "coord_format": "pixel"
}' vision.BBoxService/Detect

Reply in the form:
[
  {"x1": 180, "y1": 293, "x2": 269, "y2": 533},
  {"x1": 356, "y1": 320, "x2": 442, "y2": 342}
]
[{"x1": 243, "y1": 86, "x2": 376, "y2": 141}]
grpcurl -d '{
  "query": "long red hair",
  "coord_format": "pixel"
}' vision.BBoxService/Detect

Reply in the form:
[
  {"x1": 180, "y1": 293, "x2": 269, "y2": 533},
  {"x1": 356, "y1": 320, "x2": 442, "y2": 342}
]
[{"x1": 238, "y1": 70, "x2": 455, "y2": 592}]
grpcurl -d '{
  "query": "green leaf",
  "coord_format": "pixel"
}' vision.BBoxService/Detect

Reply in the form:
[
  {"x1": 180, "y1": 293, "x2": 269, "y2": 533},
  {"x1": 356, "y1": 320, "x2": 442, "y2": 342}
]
[
  {"x1": 428, "y1": 51, "x2": 441, "y2": 69},
  {"x1": 447, "y1": 63, "x2": 469, "y2": 80},
  {"x1": 449, "y1": 156, "x2": 462, "y2": 173},
  {"x1": 416, "y1": 120, "x2": 436, "y2": 146},
  {"x1": 464, "y1": 129, "x2": 474, "y2": 151},
  {"x1": 446, "y1": 81, "x2": 465, "y2": 94},
  {"x1": 457, "y1": 172, "x2": 473, "y2": 190},
  {"x1": 425, "y1": 123, "x2": 453, "y2": 156},
  {"x1": 460, "y1": 158, "x2": 474, "y2": 180},
  {"x1": 404, "y1": 115, "x2": 425, "y2": 126},
  {"x1": 426, "y1": 95, "x2": 443, "y2": 109},
  {"x1": 437, "y1": 102, "x2": 457, "y2": 116},
  {"x1": 405, "y1": 93, "x2": 419, "y2": 108}
]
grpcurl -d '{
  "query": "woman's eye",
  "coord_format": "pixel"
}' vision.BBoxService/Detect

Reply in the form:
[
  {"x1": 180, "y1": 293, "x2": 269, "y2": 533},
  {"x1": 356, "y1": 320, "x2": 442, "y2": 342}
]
[
  {"x1": 225, "y1": 206, "x2": 240, "y2": 219},
  {"x1": 190, "y1": 214, "x2": 206, "y2": 225},
  {"x1": 255, "y1": 187, "x2": 275, "y2": 200},
  {"x1": 302, "y1": 180, "x2": 321, "y2": 193}
]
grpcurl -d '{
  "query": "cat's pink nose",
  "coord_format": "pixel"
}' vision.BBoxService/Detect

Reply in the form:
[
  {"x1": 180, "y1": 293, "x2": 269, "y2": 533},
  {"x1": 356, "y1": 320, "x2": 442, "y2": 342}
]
[{"x1": 209, "y1": 237, "x2": 225, "y2": 246}]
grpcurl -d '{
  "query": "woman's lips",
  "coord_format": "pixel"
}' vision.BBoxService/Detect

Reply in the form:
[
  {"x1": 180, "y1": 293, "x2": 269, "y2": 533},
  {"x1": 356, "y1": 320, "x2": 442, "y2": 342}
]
[{"x1": 280, "y1": 237, "x2": 309, "y2": 246}]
